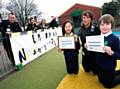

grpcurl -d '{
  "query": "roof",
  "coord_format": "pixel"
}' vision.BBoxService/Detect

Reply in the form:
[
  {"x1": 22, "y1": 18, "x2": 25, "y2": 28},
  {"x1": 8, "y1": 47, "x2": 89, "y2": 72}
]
[{"x1": 59, "y1": 3, "x2": 101, "y2": 17}]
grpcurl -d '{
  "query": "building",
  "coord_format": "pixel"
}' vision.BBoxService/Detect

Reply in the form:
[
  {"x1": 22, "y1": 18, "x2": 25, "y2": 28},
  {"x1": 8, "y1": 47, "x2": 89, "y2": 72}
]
[{"x1": 59, "y1": 3, "x2": 101, "y2": 29}]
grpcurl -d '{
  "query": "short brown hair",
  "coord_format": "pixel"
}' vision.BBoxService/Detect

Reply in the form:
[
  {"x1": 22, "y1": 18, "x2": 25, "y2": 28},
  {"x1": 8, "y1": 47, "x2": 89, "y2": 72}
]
[
  {"x1": 82, "y1": 10, "x2": 93, "y2": 20},
  {"x1": 99, "y1": 14, "x2": 115, "y2": 28}
]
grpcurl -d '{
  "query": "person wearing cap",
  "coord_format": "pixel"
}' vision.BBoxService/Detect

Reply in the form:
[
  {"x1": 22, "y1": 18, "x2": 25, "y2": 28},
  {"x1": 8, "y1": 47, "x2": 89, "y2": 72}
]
[{"x1": 79, "y1": 10, "x2": 100, "y2": 74}]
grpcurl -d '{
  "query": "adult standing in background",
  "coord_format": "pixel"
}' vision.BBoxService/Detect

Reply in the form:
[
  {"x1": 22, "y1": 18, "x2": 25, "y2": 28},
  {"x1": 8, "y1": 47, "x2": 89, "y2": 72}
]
[
  {"x1": 26, "y1": 17, "x2": 38, "y2": 31},
  {"x1": 1, "y1": 13, "x2": 22, "y2": 66},
  {"x1": 79, "y1": 10, "x2": 100, "y2": 74},
  {"x1": 49, "y1": 16, "x2": 58, "y2": 29}
]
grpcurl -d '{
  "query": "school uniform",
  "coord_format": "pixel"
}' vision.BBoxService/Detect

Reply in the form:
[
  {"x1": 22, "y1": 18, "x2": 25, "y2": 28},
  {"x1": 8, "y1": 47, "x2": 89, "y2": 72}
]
[
  {"x1": 63, "y1": 33, "x2": 80, "y2": 74},
  {"x1": 80, "y1": 23, "x2": 100, "y2": 73},
  {"x1": 95, "y1": 31, "x2": 120, "y2": 88}
]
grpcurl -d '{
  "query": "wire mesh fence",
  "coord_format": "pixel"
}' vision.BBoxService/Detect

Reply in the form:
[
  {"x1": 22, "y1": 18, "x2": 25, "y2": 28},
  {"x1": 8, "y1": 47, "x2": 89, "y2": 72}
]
[{"x1": 0, "y1": 33, "x2": 15, "y2": 80}]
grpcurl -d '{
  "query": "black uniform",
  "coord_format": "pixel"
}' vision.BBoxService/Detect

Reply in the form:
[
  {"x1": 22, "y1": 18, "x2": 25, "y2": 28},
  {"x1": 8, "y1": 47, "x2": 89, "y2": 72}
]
[
  {"x1": 26, "y1": 23, "x2": 38, "y2": 31},
  {"x1": 49, "y1": 19, "x2": 58, "y2": 29},
  {"x1": 96, "y1": 34, "x2": 120, "y2": 88},
  {"x1": 80, "y1": 23, "x2": 100, "y2": 73},
  {"x1": 63, "y1": 36, "x2": 80, "y2": 74},
  {"x1": 1, "y1": 20, "x2": 22, "y2": 66}
]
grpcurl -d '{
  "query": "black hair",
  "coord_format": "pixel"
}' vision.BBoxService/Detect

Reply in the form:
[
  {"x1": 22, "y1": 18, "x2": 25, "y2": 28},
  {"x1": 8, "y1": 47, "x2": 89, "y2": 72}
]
[
  {"x1": 8, "y1": 12, "x2": 15, "y2": 16},
  {"x1": 0, "y1": 14, "x2": 2, "y2": 20},
  {"x1": 62, "y1": 19, "x2": 74, "y2": 36}
]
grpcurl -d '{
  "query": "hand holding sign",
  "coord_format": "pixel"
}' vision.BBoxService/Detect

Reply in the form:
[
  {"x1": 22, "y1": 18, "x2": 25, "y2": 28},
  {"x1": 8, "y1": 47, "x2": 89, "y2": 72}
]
[
  {"x1": 86, "y1": 35, "x2": 104, "y2": 53},
  {"x1": 58, "y1": 36, "x2": 75, "y2": 49}
]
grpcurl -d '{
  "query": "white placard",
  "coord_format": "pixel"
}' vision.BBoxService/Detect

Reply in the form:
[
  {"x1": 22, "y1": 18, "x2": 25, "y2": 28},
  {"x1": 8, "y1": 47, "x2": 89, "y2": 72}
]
[
  {"x1": 58, "y1": 36, "x2": 75, "y2": 49},
  {"x1": 86, "y1": 35, "x2": 104, "y2": 52}
]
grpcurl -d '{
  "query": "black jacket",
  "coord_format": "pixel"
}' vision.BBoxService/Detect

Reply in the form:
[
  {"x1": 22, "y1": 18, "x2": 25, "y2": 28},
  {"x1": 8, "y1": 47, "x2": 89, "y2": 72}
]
[
  {"x1": 80, "y1": 23, "x2": 100, "y2": 48},
  {"x1": 1, "y1": 20, "x2": 22, "y2": 37},
  {"x1": 63, "y1": 38, "x2": 81, "y2": 58},
  {"x1": 95, "y1": 34, "x2": 120, "y2": 70},
  {"x1": 26, "y1": 23, "x2": 38, "y2": 31}
]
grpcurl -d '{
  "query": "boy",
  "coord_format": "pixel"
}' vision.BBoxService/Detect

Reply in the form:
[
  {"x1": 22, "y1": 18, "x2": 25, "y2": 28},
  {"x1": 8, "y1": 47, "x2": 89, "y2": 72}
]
[{"x1": 96, "y1": 14, "x2": 120, "y2": 88}]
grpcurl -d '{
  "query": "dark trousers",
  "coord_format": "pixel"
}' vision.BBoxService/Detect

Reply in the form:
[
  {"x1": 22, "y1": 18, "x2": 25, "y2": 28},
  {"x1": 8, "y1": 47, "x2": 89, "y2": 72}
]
[
  {"x1": 3, "y1": 38, "x2": 15, "y2": 66},
  {"x1": 97, "y1": 66, "x2": 120, "y2": 88},
  {"x1": 64, "y1": 56, "x2": 79, "y2": 74},
  {"x1": 82, "y1": 52, "x2": 97, "y2": 74}
]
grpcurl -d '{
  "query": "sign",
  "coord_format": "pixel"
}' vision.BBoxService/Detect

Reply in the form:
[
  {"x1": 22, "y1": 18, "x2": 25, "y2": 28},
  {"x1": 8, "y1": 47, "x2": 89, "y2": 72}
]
[
  {"x1": 86, "y1": 35, "x2": 104, "y2": 53},
  {"x1": 10, "y1": 28, "x2": 60, "y2": 65},
  {"x1": 58, "y1": 36, "x2": 75, "y2": 49}
]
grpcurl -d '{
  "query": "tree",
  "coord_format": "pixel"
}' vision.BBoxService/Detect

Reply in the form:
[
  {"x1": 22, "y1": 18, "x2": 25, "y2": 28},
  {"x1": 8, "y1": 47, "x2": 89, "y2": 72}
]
[
  {"x1": 0, "y1": 0, "x2": 2, "y2": 9},
  {"x1": 102, "y1": 1, "x2": 119, "y2": 17},
  {"x1": 6, "y1": 0, "x2": 42, "y2": 30},
  {"x1": 102, "y1": 0, "x2": 120, "y2": 26},
  {"x1": 116, "y1": 0, "x2": 120, "y2": 16}
]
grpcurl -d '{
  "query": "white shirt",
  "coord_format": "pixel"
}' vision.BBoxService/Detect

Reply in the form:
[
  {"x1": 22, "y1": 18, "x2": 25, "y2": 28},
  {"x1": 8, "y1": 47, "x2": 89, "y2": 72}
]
[{"x1": 101, "y1": 31, "x2": 112, "y2": 37}]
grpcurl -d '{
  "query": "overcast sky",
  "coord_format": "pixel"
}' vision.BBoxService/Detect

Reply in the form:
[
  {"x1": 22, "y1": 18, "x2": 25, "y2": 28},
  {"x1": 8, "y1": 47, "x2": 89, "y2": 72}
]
[
  {"x1": 34, "y1": 0, "x2": 112, "y2": 17},
  {"x1": 3, "y1": 0, "x2": 112, "y2": 20}
]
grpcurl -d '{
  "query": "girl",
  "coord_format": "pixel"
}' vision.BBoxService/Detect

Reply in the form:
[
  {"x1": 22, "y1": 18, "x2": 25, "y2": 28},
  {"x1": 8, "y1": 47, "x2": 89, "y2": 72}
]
[{"x1": 61, "y1": 20, "x2": 80, "y2": 74}]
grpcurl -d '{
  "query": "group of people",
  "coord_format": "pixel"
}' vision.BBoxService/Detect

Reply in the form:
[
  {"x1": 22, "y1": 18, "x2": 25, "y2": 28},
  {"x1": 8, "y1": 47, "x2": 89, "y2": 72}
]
[
  {"x1": 26, "y1": 16, "x2": 59, "y2": 31},
  {"x1": 0, "y1": 13, "x2": 59, "y2": 66},
  {"x1": 60, "y1": 10, "x2": 120, "y2": 88},
  {"x1": 0, "y1": 9, "x2": 120, "y2": 88}
]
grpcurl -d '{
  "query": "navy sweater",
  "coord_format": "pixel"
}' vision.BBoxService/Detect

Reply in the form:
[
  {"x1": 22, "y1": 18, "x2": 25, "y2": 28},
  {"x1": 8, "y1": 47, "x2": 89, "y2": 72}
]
[
  {"x1": 95, "y1": 34, "x2": 120, "y2": 70},
  {"x1": 63, "y1": 39, "x2": 80, "y2": 58}
]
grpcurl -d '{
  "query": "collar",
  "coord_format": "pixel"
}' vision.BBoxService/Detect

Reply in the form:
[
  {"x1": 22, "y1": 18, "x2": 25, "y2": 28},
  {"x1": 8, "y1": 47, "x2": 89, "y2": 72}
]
[
  {"x1": 65, "y1": 32, "x2": 73, "y2": 36},
  {"x1": 101, "y1": 31, "x2": 112, "y2": 37}
]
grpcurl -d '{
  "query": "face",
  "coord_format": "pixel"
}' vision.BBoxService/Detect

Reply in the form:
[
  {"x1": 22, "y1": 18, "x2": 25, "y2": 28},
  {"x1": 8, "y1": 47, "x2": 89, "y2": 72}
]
[
  {"x1": 100, "y1": 21, "x2": 112, "y2": 34},
  {"x1": 65, "y1": 22, "x2": 73, "y2": 34},
  {"x1": 82, "y1": 15, "x2": 91, "y2": 27},
  {"x1": 31, "y1": 18, "x2": 36, "y2": 24},
  {"x1": 8, "y1": 15, "x2": 16, "y2": 23}
]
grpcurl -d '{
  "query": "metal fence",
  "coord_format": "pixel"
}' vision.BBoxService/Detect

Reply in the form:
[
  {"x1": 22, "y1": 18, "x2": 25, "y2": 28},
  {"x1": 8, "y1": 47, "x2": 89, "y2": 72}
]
[
  {"x1": 0, "y1": 33, "x2": 15, "y2": 80},
  {"x1": 113, "y1": 27, "x2": 120, "y2": 32}
]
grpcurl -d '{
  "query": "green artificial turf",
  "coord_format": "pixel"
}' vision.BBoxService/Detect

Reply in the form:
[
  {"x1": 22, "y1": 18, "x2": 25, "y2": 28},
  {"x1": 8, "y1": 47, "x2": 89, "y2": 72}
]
[{"x1": 0, "y1": 47, "x2": 82, "y2": 89}]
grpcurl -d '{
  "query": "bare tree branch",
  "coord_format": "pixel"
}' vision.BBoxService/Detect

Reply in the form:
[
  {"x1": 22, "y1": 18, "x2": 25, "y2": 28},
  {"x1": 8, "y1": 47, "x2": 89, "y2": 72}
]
[{"x1": 6, "y1": 0, "x2": 42, "y2": 30}]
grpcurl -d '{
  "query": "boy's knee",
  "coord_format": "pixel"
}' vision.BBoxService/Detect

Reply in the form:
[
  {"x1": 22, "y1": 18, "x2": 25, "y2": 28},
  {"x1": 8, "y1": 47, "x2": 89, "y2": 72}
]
[{"x1": 102, "y1": 82, "x2": 115, "y2": 88}]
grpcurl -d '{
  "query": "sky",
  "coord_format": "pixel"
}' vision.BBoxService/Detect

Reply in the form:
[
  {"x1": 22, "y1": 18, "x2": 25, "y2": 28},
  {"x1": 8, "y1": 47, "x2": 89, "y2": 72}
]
[
  {"x1": 34, "y1": 0, "x2": 112, "y2": 17},
  {"x1": 2, "y1": 0, "x2": 112, "y2": 21}
]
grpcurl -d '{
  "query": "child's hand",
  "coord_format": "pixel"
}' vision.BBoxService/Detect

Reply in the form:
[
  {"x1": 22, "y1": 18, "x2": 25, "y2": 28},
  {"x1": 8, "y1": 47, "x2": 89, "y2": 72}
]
[
  {"x1": 103, "y1": 46, "x2": 114, "y2": 55},
  {"x1": 84, "y1": 43, "x2": 87, "y2": 49},
  {"x1": 74, "y1": 34, "x2": 78, "y2": 42}
]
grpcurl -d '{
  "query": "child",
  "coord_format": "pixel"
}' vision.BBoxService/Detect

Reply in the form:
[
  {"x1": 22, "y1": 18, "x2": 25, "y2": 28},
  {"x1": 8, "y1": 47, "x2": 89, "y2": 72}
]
[
  {"x1": 61, "y1": 20, "x2": 80, "y2": 74},
  {"x1": 95, "y1": 14, "x2": 120, "y2": 88}
]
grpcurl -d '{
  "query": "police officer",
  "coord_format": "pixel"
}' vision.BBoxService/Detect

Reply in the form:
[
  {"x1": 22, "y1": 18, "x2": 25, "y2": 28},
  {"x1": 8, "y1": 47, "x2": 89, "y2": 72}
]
[
  {"x1": 80, "y1": 10, "x2": 100, "y2": 74},
  {"x1": 1, "y1": 13, "x2": 22, "y2": 66}
]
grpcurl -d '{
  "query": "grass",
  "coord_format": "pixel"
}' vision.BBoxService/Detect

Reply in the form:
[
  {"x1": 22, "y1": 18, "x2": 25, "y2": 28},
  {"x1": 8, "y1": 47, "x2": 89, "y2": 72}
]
[{"x1": 0, "y1": 47, "x2": 82, "y2": 89}]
